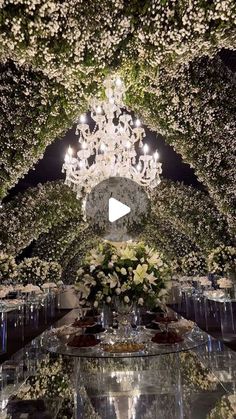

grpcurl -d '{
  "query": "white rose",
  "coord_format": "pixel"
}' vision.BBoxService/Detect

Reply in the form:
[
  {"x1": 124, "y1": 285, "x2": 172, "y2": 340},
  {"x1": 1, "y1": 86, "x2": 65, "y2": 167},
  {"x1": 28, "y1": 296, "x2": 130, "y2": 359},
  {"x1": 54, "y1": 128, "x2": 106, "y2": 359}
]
[
  {"x1": 93, "y1": 301, "x2": 99, "y2": 308},
  {"x1": 124, "y1": 296, "x2": 130, "y2": 303},
  {"x1": 106, "y1": 296, "x2": 111, "y2": 303},
  {"x1": 120, "y1": 267, "x2": 127, "y2": 275},
  {"x1": 115, "y1": 288, "x2": 121, "y2": 295},
  {"x1": 128, "y1": 267, "x2": 133, "y2": 273},
  {"x1": 138, "y1": 298, "x2": 144, "y2": 306},
  {"x1": 108, "y1": 262, "x2": 113, "y2": 269}
]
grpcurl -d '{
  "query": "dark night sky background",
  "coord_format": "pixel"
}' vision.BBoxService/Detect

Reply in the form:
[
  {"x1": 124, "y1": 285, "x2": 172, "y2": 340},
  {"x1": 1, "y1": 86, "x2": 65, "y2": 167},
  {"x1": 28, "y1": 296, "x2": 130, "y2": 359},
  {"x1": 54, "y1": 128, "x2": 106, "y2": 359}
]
[{"x1": 8, "y1": 50, "x2": 236, "y2": 200}]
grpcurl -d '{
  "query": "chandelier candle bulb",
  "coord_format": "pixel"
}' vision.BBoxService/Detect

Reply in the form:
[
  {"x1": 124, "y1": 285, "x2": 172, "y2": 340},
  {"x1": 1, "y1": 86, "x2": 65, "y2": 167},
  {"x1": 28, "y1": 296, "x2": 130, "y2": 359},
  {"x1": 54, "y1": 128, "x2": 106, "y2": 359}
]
[
  {"x1": 62, "y1": 77, "x2": 162, "y2": 197},
  {"x1": 154, "y1": 151, "x2": 159, "y2": 161},
  {"x1": 96, "y1": 105, "x2": 102, "y2": 114},
  {"x1": 68, "y1": 146, "x2": 73, "y2": 156},
  {"x1": 80, "y1": 114, "x2": 86, "y2": 123},
  {"x1": 115, "y1": 77, "x2": 122, "y2": 87},
  {"x1": 143, "y1": 144, "x2": 149, "y2": 155}
]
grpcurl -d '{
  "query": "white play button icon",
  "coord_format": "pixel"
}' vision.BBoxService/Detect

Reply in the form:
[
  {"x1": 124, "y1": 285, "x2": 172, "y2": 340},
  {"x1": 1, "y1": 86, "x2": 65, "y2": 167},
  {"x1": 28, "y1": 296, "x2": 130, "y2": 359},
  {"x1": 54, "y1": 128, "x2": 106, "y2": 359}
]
[
  {"x1": 109, "y1": 197, "x2": 130, "y2": 222},
  {"x1": 85, "y1": 177, "x2": 150, "y2": 241}
]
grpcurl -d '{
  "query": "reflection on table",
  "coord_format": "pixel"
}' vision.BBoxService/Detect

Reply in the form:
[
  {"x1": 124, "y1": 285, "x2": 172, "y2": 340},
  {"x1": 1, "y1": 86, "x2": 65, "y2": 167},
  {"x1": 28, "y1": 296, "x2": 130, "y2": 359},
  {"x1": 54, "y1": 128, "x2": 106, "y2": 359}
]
[{"x1": 0, "y1": 309, "x2": 235, "y2": 418}]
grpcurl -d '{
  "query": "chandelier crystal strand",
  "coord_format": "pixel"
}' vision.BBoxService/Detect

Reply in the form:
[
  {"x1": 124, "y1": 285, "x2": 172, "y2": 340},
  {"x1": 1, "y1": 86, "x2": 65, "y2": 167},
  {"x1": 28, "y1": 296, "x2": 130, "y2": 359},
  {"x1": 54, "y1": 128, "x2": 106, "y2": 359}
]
[{"x1": 62, "y1": 77, "x2": 162, "y2": 199}]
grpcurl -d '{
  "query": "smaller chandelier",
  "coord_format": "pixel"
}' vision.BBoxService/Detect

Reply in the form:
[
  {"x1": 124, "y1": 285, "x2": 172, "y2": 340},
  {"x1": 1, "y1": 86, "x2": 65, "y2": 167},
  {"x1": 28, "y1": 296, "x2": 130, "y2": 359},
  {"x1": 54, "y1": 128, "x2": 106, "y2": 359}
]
[{"x1": 62, "y1": 77, "x2": 162, "y2": 199}]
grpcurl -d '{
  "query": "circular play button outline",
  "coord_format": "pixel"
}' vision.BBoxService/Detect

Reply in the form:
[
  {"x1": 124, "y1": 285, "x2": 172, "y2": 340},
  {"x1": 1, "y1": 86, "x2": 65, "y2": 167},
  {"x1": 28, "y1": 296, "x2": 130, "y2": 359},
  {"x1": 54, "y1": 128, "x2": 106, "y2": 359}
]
[{"x1": 85, "y1": 176, "x2": 150, "y2": 241}]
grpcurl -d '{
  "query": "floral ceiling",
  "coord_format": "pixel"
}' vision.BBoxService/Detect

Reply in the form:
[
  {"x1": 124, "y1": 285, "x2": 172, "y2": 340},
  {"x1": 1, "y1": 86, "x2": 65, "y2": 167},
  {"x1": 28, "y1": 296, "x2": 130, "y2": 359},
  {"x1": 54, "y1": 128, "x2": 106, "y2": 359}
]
[{"x1": 0, "y1": 0, "x2": 235, "y2": 278}]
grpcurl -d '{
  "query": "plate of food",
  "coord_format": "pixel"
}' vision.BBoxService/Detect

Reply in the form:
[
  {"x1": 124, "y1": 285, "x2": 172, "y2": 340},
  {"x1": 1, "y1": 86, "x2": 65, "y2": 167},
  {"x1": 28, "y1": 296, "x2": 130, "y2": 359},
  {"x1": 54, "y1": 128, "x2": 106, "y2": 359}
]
[
  {"x1": 103, "y1": 342, "x2": 145, "y2": 353},
  {"x1": 151, "y1": 330, "x2": 184, "y2": 345},
  {"x1": 67, "y1": 334, "x2": 100, "y2": 348}
]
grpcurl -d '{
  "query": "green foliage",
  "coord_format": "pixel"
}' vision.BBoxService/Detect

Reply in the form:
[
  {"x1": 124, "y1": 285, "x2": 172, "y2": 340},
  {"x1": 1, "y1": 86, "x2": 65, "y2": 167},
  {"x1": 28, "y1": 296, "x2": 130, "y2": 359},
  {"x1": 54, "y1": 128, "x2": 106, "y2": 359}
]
[{"x1": 0, "y1": 181, "x2": 82, "y2": 255}]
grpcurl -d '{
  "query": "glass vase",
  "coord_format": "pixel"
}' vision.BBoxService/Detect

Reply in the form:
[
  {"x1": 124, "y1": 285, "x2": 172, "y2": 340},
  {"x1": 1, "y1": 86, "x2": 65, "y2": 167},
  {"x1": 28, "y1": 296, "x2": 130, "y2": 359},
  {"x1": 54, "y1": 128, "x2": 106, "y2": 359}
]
[{"x1": 113, "y1": 298, "x2": 134, "y2": 342}]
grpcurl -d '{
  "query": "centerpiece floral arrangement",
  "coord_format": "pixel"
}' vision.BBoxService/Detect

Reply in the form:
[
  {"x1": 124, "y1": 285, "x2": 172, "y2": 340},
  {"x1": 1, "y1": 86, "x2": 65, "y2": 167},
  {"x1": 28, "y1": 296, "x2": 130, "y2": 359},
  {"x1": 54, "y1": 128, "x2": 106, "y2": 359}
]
[{"x1": 75, "y1": 241, "x2": 172, "y2": 308}]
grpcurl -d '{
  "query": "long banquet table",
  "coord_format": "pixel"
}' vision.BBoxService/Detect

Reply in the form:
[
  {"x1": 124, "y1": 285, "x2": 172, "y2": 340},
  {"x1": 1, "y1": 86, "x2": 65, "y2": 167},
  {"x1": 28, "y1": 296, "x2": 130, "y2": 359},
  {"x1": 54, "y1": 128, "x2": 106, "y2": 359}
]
[{"x1": 1, "y1": 308, "x2": 236, "y2": 418}]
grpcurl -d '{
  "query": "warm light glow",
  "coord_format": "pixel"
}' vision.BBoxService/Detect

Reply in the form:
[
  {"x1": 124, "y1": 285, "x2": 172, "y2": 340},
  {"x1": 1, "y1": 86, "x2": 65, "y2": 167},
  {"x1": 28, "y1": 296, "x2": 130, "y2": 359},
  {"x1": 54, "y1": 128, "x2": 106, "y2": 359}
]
[
  {"x1": 126, "y1": 141, "x2": 131, "y2": 149},
  {"x1": 109, "y1": 97, "x2": 115, "y2": 104},
  {"x1": 135, "y1": 118, "x2": 141, "y2": 127},
  {"x1": 153, "y1": 151, "x2": 159, "y2": 161},
  {"x1": 80, "y1": 114, "x2": 86, "y2": 123},
  {"x1": 96, "y1": 105, "x2": 102, "y2": 114},
  {"x1": 143, "y1": 144, "x2": 149, "y2": 154},
  {"x1": 115, "y1": 77, "x2": 122, "y2": 87},
  {"x1": 82, "y1": 142, "x2": 87, "y2": 149},
  {"x1": 136, "y1": 163, "x2": 142, "y2": 172},
  {"x1": 68, "y1": 146, "x2": 73, "y2": 156},
  {"x1": 100, "y1": 143, "x2": 106, "y2": 152}
]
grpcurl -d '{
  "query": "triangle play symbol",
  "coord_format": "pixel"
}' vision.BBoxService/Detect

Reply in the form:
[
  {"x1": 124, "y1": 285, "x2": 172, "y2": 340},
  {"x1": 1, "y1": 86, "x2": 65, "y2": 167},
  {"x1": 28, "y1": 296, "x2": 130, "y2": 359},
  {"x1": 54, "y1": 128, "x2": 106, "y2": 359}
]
[{"x1": 108, "y1": 197, "x2": 131, "y2": 223}]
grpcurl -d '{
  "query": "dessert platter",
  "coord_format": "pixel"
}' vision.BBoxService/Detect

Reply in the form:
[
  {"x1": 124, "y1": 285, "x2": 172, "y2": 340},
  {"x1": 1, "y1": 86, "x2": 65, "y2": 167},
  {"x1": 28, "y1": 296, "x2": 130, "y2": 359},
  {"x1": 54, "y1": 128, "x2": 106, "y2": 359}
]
[{"x1": 43, "y1": 312, "x2": 207, "y2": 359}]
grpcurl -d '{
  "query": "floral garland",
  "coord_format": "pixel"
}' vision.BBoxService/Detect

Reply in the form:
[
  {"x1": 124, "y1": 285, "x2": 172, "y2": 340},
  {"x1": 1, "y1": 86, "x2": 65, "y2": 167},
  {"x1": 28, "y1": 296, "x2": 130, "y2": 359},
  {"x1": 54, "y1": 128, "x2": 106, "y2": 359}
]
[
  {"x1": 0, "y1": 251, "x2": 17, "y2": 282},
  {"x1": 0, "y1": 0, "x2": 234, "y2": 88},
  {"x1": 75, "y1": 241, "x2": 171, "y2": 308},
  {"x1": 18, "y1": 257, "x2": 62, "y2": 286},
  {"x1": 0, "y1": 181, "x2": 82, "y2": 255},
  {"x1": 32, "y1": 218, "x2": 88, "y2": 262},
  {"x1": 208, "y1": 245, "x2": 236, "y2": 277},
  {"x1": 179, "y1": 251, "x2": 207, "y2": 276},
  {"x1": 141, "y1": 217, "x2": 200, "y2": 260},
  {"x1": 0, "y1": 2, "x2": 234, "y2": 209},
  {"x1": 0, "y1": 60, "x2": 87, "y2": 198},
  {"x1": 150, "y1": 180, "x2": 233, "y2": 251},
  {"x1": 123, "y1": 56, "x2": 236, "y2": 230}
]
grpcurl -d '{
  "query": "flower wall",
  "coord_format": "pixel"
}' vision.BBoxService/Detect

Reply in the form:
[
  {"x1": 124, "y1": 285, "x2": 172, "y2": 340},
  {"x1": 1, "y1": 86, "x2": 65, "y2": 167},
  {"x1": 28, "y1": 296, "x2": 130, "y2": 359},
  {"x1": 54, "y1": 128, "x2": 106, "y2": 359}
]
[
  {"x1": 0, "y1": 181, "x2": 82, "y2": 255},
  {"x1": 0, "y1": 1, "x2": 235, "y2": 281}
]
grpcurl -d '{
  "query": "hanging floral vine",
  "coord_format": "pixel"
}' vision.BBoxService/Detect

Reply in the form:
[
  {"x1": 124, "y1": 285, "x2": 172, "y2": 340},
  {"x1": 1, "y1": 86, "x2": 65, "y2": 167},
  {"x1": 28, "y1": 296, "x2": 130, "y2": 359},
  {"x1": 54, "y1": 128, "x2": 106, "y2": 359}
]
[
  {"x1": 150, "y1": 180, "x2": 233, "y2": 252},
  {"x1": 0, "y1": 60, "x2": 88, "y2": 198},
  {"x1": 32, "y1": 218, "x2": 88, "y2": 262},
  {"x1": 0, "y1": 181, "x2": 82, "y2": 255},
  {"x1": 140, "y1": 218, "x2": 200, "y2": 260}
]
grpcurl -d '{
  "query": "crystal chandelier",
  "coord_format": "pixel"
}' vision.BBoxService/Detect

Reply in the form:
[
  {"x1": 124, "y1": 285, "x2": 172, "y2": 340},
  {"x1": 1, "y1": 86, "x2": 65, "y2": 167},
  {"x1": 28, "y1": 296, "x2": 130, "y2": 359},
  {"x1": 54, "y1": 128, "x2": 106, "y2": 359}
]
[{"x1": 62, "y1": 77, "x2": 162, "y2": 199}]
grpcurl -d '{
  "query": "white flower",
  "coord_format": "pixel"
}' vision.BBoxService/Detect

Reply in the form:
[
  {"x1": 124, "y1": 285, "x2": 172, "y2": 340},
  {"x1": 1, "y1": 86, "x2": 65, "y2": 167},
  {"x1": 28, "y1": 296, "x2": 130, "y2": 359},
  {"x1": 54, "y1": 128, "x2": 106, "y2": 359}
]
[
  {"x1": 106, "y1": 296, "x2": 111, "y2": 303},
  {"x1": 120, "y1": 267, "x2": 127, "y2": 275},
  {"x1": 88, "y1": 251, "x2": 105, "y2": 266},
  {"x1": 108, "y1": 272, "x2": 119, "y2": 288},
  {"x1": 115, "y1": 288, "x2": 121, "y2": 295},
  {"x1": 94, "y1": 301, "x2": 99, "y2": 308},
  {"x1": 133, "y1": 264, "x2": 148, "y2": 284},
  {"x1": 108, "y1": 261, "x2": 114, "y2": 268},
  {"x1": 146, "y1": 272, "x2": 157, "y2": 285},
  {"x1": 119, "y1": 247, "x2": 137, "y2": 261},
  {"x1": 138, "y1": 298, "x2": 144, "y2": 305},
  {"x1": 124, "y1": 296, "x2": 130, "y2": 303}
]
